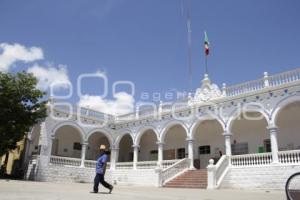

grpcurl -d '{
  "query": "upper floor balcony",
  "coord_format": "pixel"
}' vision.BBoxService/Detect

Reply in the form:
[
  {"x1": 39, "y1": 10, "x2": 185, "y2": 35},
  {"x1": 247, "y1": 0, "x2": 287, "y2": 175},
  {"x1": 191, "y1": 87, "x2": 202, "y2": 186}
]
[{"x1": 49, "y1": 67, "x2": 300, "y2": 126}]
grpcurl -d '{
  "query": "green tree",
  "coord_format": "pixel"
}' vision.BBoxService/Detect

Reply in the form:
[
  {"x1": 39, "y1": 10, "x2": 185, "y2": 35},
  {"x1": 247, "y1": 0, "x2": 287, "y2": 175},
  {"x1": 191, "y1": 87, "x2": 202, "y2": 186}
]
[{"x1": 0, "y1": 72, "x2": 47, "y2": 157}]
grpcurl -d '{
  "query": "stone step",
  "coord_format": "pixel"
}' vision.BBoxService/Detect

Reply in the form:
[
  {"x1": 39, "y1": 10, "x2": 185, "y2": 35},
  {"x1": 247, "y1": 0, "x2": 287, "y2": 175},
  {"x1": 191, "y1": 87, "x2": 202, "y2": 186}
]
[
  {"x1": 166, "y1": 181, "x2": 207, "y2": 184},
  {"x1": 164, "y1": 184, "x2": 207, "y2": 188},
  {"x1": 171, "y1": 179, "x2": 207, "y2": 182},
  {"x1": 163, "y1": 170, "x2": 208, "y2": 189},
  {"x1": 174, "y1": 175, "x2": 207, "y2": 178}
]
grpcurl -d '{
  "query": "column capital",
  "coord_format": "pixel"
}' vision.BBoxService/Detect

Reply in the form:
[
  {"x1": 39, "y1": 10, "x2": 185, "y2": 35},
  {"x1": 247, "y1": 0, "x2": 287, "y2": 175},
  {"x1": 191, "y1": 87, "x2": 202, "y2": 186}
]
[
  {"x1": 156, "y1": 141, "x2": 165, "y2": 145},
  {"x1": 132, "y1": 145, "x2": 140, "y2": 148},
  {"x1": 81, "y1": 142, "x2": 88, "y2": 146},
  {"x1": 222, "y1": 132, "x2": 232, "y2": 136},
  {"x1": 186, "y1": 138, "x2": 194, "y2": 142},
  {"x1": 267, "y1": 124, "x2": 278, "y2": 130},
  {"x1": 50, "y1": 135, "x2": 56, "y2": 140},
  {"x1": 110, "y1": 147, "x2": 120, "y2": 151}
]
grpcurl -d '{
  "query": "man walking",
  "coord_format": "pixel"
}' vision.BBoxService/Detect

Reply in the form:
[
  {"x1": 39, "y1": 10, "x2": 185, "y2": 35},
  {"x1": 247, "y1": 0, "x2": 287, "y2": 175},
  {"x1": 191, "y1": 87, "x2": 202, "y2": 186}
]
[{"x1": 92, "y1": 145, "x2": 113, "y2": 194}]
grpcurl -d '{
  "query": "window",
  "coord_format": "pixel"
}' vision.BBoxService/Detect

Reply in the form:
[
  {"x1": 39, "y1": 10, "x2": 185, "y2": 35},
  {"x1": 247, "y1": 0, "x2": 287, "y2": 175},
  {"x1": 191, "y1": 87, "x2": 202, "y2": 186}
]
[
  {"x1": 129, "y1": 152, "x2": 134, "y2": 161},
  {"x1": 177, "y1": 148, "x2": 185, "y2": 159},
  {"x1": 264, "y1": 139, "x2": 271, "y2": 152},
  {"x1": 73, "y1": 142, "x2": 82, "y2": 150},
  {"x1": 150, "y1": 150, "x2": 158, "y2": 154},
  {"x1": 199, "y1": 145, "x2": 210, "y2": 155},
  {"x1": 231, "y1": 142, "x2": 248, "y2": 155}
]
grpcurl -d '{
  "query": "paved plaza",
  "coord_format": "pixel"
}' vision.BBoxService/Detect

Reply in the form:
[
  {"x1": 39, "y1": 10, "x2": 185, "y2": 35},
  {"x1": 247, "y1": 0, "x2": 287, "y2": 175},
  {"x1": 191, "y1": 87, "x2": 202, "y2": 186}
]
[{"x1": 0, "y1": 179, "x2": 285, "y2": 200}]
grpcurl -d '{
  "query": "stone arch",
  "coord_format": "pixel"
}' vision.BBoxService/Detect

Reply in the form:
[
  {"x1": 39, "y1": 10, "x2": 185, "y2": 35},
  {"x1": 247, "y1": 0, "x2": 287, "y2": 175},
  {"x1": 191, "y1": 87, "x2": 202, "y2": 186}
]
[
  {"x1": 136, "y1": 126, "x2": 159, "y2": 161},
  {"x1": 86, "y1": 128, "x2": 113, "y2": 147},
  {"x1": 190, "y1": 117, "x2": 225, "y2": 139},
  {"x1": 160, "y1": 120, "x2": 189, "y2": 142},
  {"x1": 117, "y1": 132, "x2": 134, "y2": 162},
  {"x1": 271, "y1": 95, "x2": 300, "y2": 151},
  {"x1": 160, "y1": 120, "x2": 189, "y2": 160},
  {"x1": 51, "y1": 121, "x2": 85, "y2": 142},
  {"x1": 226, "y1": 104, "x2": 270, "y2": 133},
  {"x1": 135, "y1": 125, "x2": 159, "y2": 145},
  {"x1": 271, "y1": 94, "x2": 300, "y2": 126},
  {"x1": 228, "y1": 107, "x2": 270, "y2": 155},
  {"x1": 192, "y1": 118, "x2": 225, "y2": 169},
  {"x1": 114, "y1": 129, "x2": 134, "y2": 148},
  {"x1": 51, "y1": 122, "x2": 85, "y2": 158},
  {"x1": 85, "y1": 129, "x2": 112, "y2": 160}
]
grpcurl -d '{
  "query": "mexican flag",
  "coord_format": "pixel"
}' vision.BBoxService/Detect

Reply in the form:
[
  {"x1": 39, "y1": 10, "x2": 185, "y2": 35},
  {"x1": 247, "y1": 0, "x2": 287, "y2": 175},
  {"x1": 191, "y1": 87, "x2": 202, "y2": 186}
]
[{"x1": 204, "y1": 31, "x2": 209, "y2": 56}]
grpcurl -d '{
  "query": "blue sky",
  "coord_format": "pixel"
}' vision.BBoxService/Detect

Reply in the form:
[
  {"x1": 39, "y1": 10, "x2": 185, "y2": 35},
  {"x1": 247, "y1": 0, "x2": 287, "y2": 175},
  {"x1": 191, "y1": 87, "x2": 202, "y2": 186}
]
[{"x1": 1, "y1": 0, "x2": 300, "y2": 114}]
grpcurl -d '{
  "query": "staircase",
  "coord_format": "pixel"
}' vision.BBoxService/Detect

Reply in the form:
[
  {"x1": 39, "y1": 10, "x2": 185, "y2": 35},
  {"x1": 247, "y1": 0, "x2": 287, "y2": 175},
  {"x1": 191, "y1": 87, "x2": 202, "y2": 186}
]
[{"x1": 164, "y1": 169, "x2": 207, "y2": 189}]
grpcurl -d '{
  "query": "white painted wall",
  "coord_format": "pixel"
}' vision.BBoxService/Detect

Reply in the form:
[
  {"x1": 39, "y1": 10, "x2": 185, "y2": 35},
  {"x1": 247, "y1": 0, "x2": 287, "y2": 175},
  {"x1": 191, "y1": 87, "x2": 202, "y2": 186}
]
[
  {"x1": 164, "y1": 125, "x2": 188, "y2": 159},
  {"x1": 277, "y1": 102, "x2": 300, "y2": 150},
  {"x1": 231, "y1": 113, "x2": 269, "y2": 154},
  {"x1": 52, "y1": 125, "x2": 83, "y2": 158},
  {"x1": 221, "y1": 165, "x2": 300, "y2": 189},
  {"x1": 37, "y1": 165, "x2": 159, "y2": 186},
  {"x1": 87, "y1": 132, "x2": 110, "y2": 160},
  {"x1": 194, "y1": 120, "x2": 225, "y2": 168},
  {"x1": 139, "y1": 130, "x2": 157, "y2": 161},
  {"x1": 118, "y1": 134, "x2": 133, "y2": 162}
]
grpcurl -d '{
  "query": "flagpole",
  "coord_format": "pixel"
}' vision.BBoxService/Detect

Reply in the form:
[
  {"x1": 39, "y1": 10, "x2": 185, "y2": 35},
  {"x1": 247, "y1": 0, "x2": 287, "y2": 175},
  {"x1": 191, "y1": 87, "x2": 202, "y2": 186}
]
[{"x1": 205, "y1": 55, "x2": 208, "y2": 75}]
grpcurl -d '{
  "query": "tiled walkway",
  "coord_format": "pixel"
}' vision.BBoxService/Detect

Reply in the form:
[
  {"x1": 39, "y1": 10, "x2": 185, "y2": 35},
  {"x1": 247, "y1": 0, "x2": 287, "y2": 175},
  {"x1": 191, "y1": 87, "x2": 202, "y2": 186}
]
[{"x1": 0, "y1": 180, "x2": 285, "y2": 200}]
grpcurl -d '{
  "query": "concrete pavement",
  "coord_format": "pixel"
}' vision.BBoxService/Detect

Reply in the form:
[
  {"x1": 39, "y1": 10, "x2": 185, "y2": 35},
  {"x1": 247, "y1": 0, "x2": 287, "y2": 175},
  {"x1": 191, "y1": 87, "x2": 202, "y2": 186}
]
[{"x1": 0, "y1": 179, "x2": 285, "y2": 200}]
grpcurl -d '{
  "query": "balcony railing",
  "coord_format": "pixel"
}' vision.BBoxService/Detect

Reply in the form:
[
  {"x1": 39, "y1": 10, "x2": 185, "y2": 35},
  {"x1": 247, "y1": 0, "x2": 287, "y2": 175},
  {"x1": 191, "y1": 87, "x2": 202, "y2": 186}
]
[
  {"x1": 161, "y1": 158, "x2": 190, "y2": 185},
  {"x1": 48, "y1": 156, "x2": 183, "y2": 170},
  {"x1": 278, "y1": 150, "x2": 300, "y2": 164},
  {"x1": 231, "y1": 152, "x2": 273, "y2": 166},
  {"x1": 50, "y1": 103, "x2": 115, "y2": 122},
  {"x1": 136, "y1": 161, "x2": 158, "y2": 169},
  {"x1": 84, "y1": 160, "x2": 96, "y2": 168},
  {"x1": 162, "y1": 159, "x2": 181, "y2": 169},
  {"x1": 49, "y1": 68, "x2": 300, "y2": 123},
  {"x1": 50, "y1": 156, "x2": 81, "y2": 167},
  {"x1": 230, "y1": 150, "x2": 300, "y2": 167},
  {"x1": 226, "y1": 78, "x2": 265, "y2": 97},
  {"x1": 115, "y1": 162, "x2": 134, "y2": 170},
  {"x1": 269, "y1": 69, "x2": 300, "y2": 87}
]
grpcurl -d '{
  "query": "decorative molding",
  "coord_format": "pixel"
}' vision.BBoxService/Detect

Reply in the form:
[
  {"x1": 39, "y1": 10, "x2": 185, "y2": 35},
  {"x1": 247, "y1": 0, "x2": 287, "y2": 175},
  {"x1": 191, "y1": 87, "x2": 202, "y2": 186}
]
[{"x1": 190, "y1": 74, "x2": 222, "y2": 104}]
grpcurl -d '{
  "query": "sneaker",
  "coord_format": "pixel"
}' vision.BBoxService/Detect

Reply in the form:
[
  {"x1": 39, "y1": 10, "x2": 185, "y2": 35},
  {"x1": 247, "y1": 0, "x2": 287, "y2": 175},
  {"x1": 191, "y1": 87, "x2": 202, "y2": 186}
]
[
  {"x1": 90, "y1": 191, "x2": 98, "y2": 194},
  {"x1": 109, "y1": 185, "x2": 113, "y2": 194}
]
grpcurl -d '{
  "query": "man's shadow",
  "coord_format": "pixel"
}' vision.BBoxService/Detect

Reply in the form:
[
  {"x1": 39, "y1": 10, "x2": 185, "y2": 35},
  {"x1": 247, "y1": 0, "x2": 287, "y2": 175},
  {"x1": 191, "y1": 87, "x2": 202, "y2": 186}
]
[
  {"x1": 99, "y1": 192, "x2": 111, "y2": 194},
  {"x1": 90, "y1": 192, "x2": 110, "y2": 195}
]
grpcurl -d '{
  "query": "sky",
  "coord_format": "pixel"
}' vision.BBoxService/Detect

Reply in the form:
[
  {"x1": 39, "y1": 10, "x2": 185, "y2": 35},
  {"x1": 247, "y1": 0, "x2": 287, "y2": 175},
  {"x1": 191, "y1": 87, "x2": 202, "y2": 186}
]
[{"x1": 0, "y1": 0, "x2": 300, "y2": 115}]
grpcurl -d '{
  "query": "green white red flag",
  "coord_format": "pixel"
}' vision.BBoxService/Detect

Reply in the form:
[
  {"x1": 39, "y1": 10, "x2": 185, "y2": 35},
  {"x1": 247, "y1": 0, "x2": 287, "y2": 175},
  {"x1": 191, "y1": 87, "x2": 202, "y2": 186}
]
[{"x1": 204, "y1": 31, "x2": 209, "y2": 56}]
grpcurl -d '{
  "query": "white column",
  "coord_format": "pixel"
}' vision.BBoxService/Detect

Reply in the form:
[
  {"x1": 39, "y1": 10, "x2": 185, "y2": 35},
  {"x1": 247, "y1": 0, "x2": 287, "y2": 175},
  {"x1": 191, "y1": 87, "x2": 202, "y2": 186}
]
[
  {"x1": 132, "y1": 145, "x2": 139, "y2": 170},
  {"x1": 223, "y1": 132, "x2": 232, "y2": 156},
  {"x1": 186, "y1": 138, "x2": 195, "y2": 169},
  {"x1": 80, "y1": 142, "x2": 87, "y2": 168},
  {"x1": 110, "y1": 148, "x2": 119, "y2": 170},
  {"x1": 156, "y1": 142, "x2": 164, "y2": 168},
  {"x1": 49, "y1": 135, "x2": 56, "y2": 158},
  {"x1": 267, "y1": 125, "x2": 279, "y2": 163}
]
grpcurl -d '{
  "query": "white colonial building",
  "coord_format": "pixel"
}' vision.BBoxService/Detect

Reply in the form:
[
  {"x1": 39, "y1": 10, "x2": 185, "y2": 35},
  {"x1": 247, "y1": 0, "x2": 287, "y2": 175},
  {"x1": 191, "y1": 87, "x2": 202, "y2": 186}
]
[{"x1": 24, "y1": 68, "x2": 300, "y2": 190}]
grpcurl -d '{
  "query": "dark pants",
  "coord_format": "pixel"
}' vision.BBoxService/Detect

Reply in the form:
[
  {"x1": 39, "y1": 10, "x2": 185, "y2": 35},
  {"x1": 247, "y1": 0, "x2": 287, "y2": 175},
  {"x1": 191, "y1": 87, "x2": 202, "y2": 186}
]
[{"x1": 93, "y1": 173, "x2": 111, "y2": 192}]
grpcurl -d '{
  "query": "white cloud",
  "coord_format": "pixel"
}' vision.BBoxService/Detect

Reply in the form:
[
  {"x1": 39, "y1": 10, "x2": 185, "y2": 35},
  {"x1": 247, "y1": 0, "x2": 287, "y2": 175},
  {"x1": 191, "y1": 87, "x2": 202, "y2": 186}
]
[
  {"x1": 27, "y1": 64, "x2": 71, "y2": 91},
  {"x1": 0, "y1": 43, "x2": 43, "y2": 71},
  {"x1": 78, "y1": 92, "x2": 135, "y2": 115}
]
